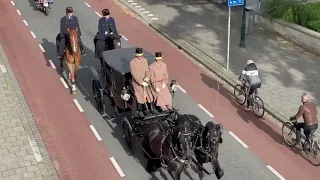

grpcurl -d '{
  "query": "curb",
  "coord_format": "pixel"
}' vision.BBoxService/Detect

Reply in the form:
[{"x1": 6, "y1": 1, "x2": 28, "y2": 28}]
[{"x1": 0, "y1": 43, "x2": 59, "y2": 180}]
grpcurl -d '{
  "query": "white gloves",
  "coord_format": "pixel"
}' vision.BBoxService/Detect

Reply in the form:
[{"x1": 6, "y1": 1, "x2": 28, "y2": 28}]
[
  {"x1": 161, "y1": 83, "x2": 166, "y2": 89},
  {"x1": 141, "y1": 81, "x2": 148, "y2": 87},
  {"x1": 156, "y1": 88, "x2": 160, "y2": 92},
  {"x1": 144, "y1": 77, "x2": 149, "y2": 82}
]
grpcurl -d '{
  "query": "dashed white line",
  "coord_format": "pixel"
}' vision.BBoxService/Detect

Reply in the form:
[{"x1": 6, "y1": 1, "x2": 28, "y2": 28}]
[
  {"x1": 228, "y1": 131, "x2": 249, "y2": 148},
  {"x1": 30, "y1": 31, "x2": 36, "y2": 38},
  {"x1": 143, "y1": 11, "x2": 150, "y2": 14},
  {"x1": 267, "y1": 165, "x2": 286, "y2": 180},
  {"x1": 110, "y1": 157, "x2": 125, "y2": 177},
  {"x1": 59, "y1": 78, "x2": 69, "y2": 89},
  {"x1": 139, "y1": 8, "x2": 146, "y2": 11},
  {"x1": 16, "y1": 9, "x2": 21, "y2": 15},
  {"x1": 95, "y1": 11, "x2": 102, "y2": 17},
  {"x1": 89, "y1": 125, "x2": 102, "y2": 141},
  {"x1": 84, "y1": 2, "x2": 91, "y2": 7},
  {"x1": 23, "y1": 20, "x2": 28, "y2": 26},
  {"x1": 73, "y1": 99, "x2": 84, "y2": 112},
  {"x1": 122, "y1": 35, "x2": 128, "y2": 41},
  {"x1": 0, "y1": 65, "x2": 7, "y2": 73},
  {"x1": 131, "y1": 3, "x2": 138, "y2": 5},
  {"x1": 48, "y1": 60, "x2": 56, "y2": 69},
  {"x1": 135, "y1": 5, "x2": 141, "y2": 8},
  {"x1": 151, "y1": 17, "x2": 159, "y2": 21},
  {"x1": 128, "y1": 0, "x2": 134, "y2": 2},
  {"x1": 178, "y1": 85, "x2": 186, "y2": 93},
  {"x1": 38, "y1": 44, "x2": 45, "y2": 52},
  {"x1": 198, "y1": 104, "x2": 214, "y2": 118},
  {"x1": 11, "y1": 1, "x2": 15, "y2": 6},
  {"x1": 147, "y1": 14, "x2": 154, "y2": 17}
]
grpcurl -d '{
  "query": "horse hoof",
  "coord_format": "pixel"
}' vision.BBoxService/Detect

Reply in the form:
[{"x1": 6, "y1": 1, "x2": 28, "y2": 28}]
[{"x1": 216, "y1": 169, "x2": 224, "y2": 179}]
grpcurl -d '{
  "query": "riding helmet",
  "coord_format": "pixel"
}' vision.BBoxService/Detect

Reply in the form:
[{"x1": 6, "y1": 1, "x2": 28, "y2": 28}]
[
  {"x1": 102, "y1": 9, "x2": 110, "y2": 16},
  {"x1": 66, "y1": 7, "x2": 73, "y2": 14},
  {"x1": 135, "y1": 48, "x2": 143, "y2": 57},
  {"x1": 155, "y1": 52, "x2": 162, "y2": 60}
]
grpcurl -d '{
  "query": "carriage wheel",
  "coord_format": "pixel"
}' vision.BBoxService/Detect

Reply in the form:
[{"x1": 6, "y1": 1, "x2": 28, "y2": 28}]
[
  {"x1": 122, "y1": 117, "x2": 134, "y2": 154},
  {"x1": 92, "y1": 79, "x2": 105, "y2": 115},
  {"x1": 105, "y1": 88, "x2": 120, "y2": 117}
]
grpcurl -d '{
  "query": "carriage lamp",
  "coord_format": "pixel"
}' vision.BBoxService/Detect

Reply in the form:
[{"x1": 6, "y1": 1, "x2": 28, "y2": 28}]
[
  {"x1": 170, "y1": 79, "x2": 178, "y2": 92},
  {"x1": 121, "y1": 87, "x2": 131, "y2": 101}
]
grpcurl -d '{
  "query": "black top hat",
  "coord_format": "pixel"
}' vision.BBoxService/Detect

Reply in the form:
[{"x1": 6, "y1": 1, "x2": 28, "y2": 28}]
[
  {"x1": 135, "y1": 48, "x2": 143, "y2": 56},
  {"x1": 66, "y1": 7, "x2": 73, "y2": 14},
  {"x1": 102, "y1": 9, "x2": 110, "y2": 16},
  {"x1": 155, "y1": 52, "x2": 162, "y2": 60}
]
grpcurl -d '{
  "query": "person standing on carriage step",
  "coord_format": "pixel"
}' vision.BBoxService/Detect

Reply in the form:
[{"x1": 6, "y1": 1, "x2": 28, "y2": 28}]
[
  {"x1": 130, "y1": 48, "x2": 154, "y2": 116},
  {"x1": 58, "y1": 7, "x2": 86, "y2": 59},
  {"x1": 95, "y1": 9, "x2": 119, "y2": 58},
  {"x1": 149, "y1": 52, "x2": 173, "y2": 112}
]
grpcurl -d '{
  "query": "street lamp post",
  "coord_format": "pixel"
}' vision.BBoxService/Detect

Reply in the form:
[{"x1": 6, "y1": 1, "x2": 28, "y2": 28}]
[{"x1": 239, "y1": 0, "x2": 246, "y2": 48}]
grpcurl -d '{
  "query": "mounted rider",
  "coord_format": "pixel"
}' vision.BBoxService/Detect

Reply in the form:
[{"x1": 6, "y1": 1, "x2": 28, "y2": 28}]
[
  {"x1": 149, "y1": 52, "x2": 173, "y2": 112},
  {"x1": 57, "y1": 7, "x2": 86, "y2": 59},
  {"x1": 95, "y1": 9, "x2": 119, "y2": 58},
  {"x1": 130, "y1": 48, "x2": 154, "y2": 117}
]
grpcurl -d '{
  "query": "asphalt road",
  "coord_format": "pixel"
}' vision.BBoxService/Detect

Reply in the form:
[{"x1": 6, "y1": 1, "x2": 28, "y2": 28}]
[{"x1": 9, "y1": 0, "x2": 282, "y2": 179}]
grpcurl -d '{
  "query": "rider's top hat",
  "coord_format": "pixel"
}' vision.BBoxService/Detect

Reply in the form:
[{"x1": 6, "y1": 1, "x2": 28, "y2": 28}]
[
  {"x1": 135, "y1": 48, "x2": 143, "y2": 57},
  {"x1": 102, "y1": 9, "x2": 110, "y2": 16},
  {"x1": 155, "y1": 52, "x2": 162, "y2": 60},
  {"x1": 66, "y1": 7, "x2": 73, "y2": 14}
]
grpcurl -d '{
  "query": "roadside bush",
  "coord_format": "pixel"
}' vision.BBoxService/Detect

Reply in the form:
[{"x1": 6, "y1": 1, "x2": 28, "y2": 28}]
[{"x1": 261, "y1": 0, "x2": 320, "y2": 32}]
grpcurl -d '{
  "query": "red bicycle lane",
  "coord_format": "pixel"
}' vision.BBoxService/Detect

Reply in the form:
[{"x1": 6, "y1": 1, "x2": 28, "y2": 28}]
[
  {"x1": 87, "y1": 0, "x2": 320, "y2": 179},
  {"x1": 0, "y1": 1, "x2": 122, "y2": 180}
]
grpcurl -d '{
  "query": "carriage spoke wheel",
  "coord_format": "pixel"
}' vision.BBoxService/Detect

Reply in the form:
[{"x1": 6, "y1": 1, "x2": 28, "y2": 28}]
[
  {"x1": 92, "y1": 79, "x2": 105, "y2": 115},
  {"x1": 122, "y1": 117, "x2": 133, "y2": 154},
  {"x1": 282, "y1": 122, "x2": 297, "y2": 147},
  {"x1": 234, "y1": 84, "x2": 246, "y2": 105},
  {"x1": 306, "y1": 140, "x2": 320, "y2": 166},
  {"x1": 251, "y1": 96, "x2": 265, "y2": 118}
]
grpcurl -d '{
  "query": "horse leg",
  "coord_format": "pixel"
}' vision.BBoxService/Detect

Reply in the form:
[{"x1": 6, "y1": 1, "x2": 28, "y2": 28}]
[
  {"x1": 211, "y1": 157, "x2": 224, "y2": 179},
  {"x1": 66, "y1": 61, "x2": 76, "y2": 94},
  {"x1": 74, "y1": 55, "x2": 81, "y2": 82},
  {"x1": 60, "y1": 56, "x2": 64, "y2": 73},
  {"x1": 168, "y1": 162, "x2": 183, "y2": 180}
]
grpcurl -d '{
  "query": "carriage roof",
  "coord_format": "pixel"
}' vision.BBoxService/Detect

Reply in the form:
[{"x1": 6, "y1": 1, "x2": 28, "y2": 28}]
[{"x1": 102, "y1": 47, "x2": 155, "y2": 75}]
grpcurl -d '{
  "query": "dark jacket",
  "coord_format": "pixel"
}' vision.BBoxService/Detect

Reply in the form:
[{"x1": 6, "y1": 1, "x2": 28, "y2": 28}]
[
  {"x1": 97, "y1": 17, "x2": 118, "y2": 40},
  {"x1": 60, "y1": 15, "x2": 82, "y2": 37}
]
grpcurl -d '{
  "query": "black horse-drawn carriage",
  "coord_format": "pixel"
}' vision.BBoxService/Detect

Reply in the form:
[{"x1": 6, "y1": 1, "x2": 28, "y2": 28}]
[{"x1": 91, "y1": 47, "x2": 224, "y2": 180}]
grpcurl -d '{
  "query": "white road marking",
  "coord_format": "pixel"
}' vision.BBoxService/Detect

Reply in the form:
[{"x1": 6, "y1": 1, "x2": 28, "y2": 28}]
[
  {"x1": 139, "y1": 8, "x2": 145, "y2": 11},
  {"x1": 110, "y1": 157, "x2": 125, "y2": 177},
  {"x1": 95, "y1": 11, "x2": 102, "y2": 17},
  {"x1": 228, "y1": 131, "x2": 249, "y2": 148},
  {"x1": 16, "y1": 9, "x2": 21, "y2": 15},
  {"x1": 122, "y1": 35, "x2": 128, "y2": 41},
  {"x1": 131, "y1": 3, "x2": 138, "y2": 5},
  {"x1": 27, "y1": 135, "x2": 43, "y2": 163},
  {"x1": 198, "y1": 104, "x2": 214, "y2": 118},
  {"x1": 48, "y1": 60, "x2": 56, "y2": 69},
  {"x1": 23, "y1": 20, "x2": 28, "y2": 26},
  {"x1": 38, "y1": 44, "x2": 45, "y2": 52},
  {"x1": 151, "y1": 17, "x2": 159, "y2": 20},
  {"x1": 178, "y1": 85, "x2": 186, "y2": 93},
  {"x1": 89, "y1": 125, "x2": 102, "y2": 141},
  {"x1": 147, "y1": 14, "x2": 154, "y2": 17},
  {"x1": 84, "y1": 2, "x2": 91, "y2": 7},
  {"x1": 73, "y1": 99, "x2": 84, "y2": 112},
  {"x1": 59, "y1": 78, "x2": 69, "y2": 89},
  {"x1": 30, "y1": 31, "x2": 36, "y2": 38},
  {"x1": 143, "y1": 11, "x2": 150, "y2": 14},
  {"x1": 11, "y1": 1, "x2": 15, "y2": 6},
  {"x1": 135, "y1": 5, "x2": 141, "y2": 8},
  {"x1": 267, "y1": 166, "x2": 286, "y2": 180},
  {"x1": 128, "y1": 0, "x2": 134, "y2": 2},
  {"x1": 0, "y1": 65, "x2": 7, "y2": 73},
  {"x1": 195, "y1": 24, "x2": 203, "y2": 27}
]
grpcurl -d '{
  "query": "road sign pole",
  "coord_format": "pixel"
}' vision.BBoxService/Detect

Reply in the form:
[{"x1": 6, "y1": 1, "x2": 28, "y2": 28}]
[
  {"x1": 227, "y1": 6, "x2": 231, "y2": 70},
  {"x1": 239, "y1": 0, "x2": 246, "y2": 48}
]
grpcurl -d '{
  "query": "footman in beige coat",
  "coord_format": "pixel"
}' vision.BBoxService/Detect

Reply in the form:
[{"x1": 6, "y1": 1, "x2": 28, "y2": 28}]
[{"x1": 149, "y1": 52, "x2": 173, "y2": 111}]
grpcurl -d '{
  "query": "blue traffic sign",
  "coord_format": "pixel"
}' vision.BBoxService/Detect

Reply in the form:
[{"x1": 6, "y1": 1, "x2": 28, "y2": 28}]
[{"x1": 228, "y1": 0, "x2": 244, "y2": 6}]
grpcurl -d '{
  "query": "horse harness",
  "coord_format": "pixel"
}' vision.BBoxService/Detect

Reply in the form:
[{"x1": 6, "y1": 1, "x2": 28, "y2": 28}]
[{"x1": 196, "y1": 126, "x2": 221, "y2": 162}]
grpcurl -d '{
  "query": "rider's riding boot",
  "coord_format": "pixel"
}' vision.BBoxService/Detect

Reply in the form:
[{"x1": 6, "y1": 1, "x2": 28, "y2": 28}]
[{"x1": 80, "y1": 45, "x2": 86, "y2": 56}]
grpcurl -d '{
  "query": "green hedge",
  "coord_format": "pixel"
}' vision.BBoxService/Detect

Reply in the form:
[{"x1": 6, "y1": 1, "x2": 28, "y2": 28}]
[{"x1": 262, "y1": 0, "x2": 320, "y2": 32}]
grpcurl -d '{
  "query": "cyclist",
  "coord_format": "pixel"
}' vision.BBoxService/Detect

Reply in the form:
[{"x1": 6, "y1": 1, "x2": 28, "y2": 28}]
[
  {"x1": 238, "y1": 60, "x2": 261, "y2": 110},
  {"x1": 290, "y1": 93, "x2": 318, "y2": 146}
]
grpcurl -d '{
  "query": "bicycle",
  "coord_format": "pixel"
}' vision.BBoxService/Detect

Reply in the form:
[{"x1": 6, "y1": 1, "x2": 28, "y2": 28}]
[
  {"x1": 282, "y1": 120, "x2": 320, "y2": 166},
  {"x1": 233, "y1": 81, "x2": 265, "y2": 118}
]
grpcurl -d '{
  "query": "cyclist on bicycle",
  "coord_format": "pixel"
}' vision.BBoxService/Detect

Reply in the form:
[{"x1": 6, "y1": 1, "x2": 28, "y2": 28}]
[
  {"x1": 290, "y1": 93, "x2": 318, "y2": 146},
  {"x1": 238, "y1": 60, "x2": 261, "y2": 111}
]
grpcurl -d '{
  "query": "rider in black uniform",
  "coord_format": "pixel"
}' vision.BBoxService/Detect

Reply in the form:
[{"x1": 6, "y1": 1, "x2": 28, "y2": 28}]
[
  {"x1": 58, "y1": 7, "x2": 86, "y2": 59},
  {"x1": 95, "y1": 9, "x2": 119, "y2": 58}
]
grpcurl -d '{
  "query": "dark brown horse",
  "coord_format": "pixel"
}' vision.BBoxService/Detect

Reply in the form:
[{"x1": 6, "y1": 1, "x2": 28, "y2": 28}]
[{"x1": 60, "y1": 28, "x2": 81, "y2": 94}]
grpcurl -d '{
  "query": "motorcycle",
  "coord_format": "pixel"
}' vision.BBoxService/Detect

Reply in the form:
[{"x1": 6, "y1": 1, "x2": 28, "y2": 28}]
[{"x1": 35, "y1": 0, "x2": 53, "y2": 16}]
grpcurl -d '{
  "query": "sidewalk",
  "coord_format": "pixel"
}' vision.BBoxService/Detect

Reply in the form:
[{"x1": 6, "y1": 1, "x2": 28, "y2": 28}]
[
  {"x1": 118, "y1": 0, "x2": 320, "y2": 137},
  {"x1": 0, "y1": 43, "x2": 58, "y2": 180}
]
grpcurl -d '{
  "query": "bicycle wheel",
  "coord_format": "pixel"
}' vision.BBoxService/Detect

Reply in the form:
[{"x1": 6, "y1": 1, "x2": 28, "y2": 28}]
[
  {"x1": 251, "y1": 96, "x2": 265, "y2": 118},
  {"x1": 306, "y1": 140, "x2": 320, "y2": 166},
  {"x1": 282, "y1": 122, "x2": 297, "y2": 147},
  {"x1": 234, "y1": 84, "x2": 246, "y2": 105}
]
